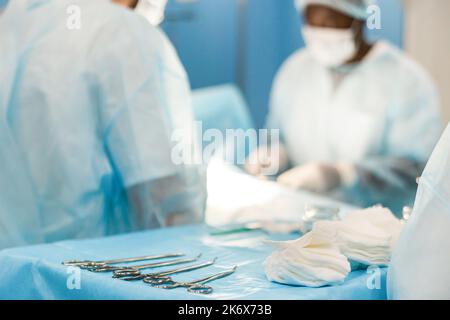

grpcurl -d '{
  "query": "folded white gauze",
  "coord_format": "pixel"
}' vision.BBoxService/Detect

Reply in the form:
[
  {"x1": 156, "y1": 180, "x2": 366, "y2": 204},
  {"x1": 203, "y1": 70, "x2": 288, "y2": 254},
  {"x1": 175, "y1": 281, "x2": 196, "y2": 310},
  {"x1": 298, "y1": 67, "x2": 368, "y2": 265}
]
[
  {"x1": 314, "y1": 206, "x2": 404, "y2": 266},
  {"x1": 263, "y1": 231, "x2": 351, "y2": 287}
]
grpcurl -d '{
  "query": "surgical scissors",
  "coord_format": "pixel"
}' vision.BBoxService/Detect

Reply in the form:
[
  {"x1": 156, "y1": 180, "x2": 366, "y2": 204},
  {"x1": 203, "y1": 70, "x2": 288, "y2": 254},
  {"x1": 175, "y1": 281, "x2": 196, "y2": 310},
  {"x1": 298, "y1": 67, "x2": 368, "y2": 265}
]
[
  {"x1": 93, "y1": 254, "x2": 202, "y2": 273},
  {"x1": 118, "y1": 258, "x2": 217, "y2": 281},
  {"x1": 62, "y1": 253, "x2": 184, "y2": 269},
  {"x1": 148, "y1": 266, "x2": 237, "y2": 294}
]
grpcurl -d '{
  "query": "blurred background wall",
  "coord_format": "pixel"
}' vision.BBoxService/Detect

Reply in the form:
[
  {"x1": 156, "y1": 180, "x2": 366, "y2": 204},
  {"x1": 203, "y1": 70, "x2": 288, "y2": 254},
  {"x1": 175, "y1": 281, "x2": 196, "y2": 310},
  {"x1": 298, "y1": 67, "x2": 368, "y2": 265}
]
[
  {"x1": 162, "y1": 0, "x2": 448, "y2": 128},
  {"x1": 403, "y1": 0, "x2": 450, "y2": 124}
]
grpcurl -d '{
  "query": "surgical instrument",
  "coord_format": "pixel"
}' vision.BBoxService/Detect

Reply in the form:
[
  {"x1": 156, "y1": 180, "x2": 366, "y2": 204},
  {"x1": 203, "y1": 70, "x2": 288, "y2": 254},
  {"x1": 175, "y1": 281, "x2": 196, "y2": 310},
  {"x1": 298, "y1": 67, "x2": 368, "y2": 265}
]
[
  {"x1": 210, "y1": 221, "x2": 302, "y2": 236},
  {"x1": 62, "y1": 253, "x2": 184, "y2": 269},
  {"x1": 94, "y1": 254, "x2": 202, "y2": 274},
  {"x1": 401, "y1": 206, "x2": 412, "y2": 224},
  {"x1": 149, "y1": 266, "x2": 238, "y2": 294},
  {"x1": 119, "y1": 258, "x2": 218, "y2": 281}
]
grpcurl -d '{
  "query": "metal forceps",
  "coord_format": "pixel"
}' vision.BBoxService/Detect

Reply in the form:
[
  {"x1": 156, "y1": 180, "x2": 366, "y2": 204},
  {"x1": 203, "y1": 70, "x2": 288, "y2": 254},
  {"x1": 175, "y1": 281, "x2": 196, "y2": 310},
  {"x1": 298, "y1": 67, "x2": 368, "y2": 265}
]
[
  {"x1": 148, "y1": 266, "x2": 237, "y2": 295},
  {"x1": 118, "y1": 258, "x2": 217, "y2": 281},
  {"x1": 62, "y1": 253, "x2": 184, "y2": 269},
  {"x1": 104, "y1": 254, "x2": 202, "y2": 275}
]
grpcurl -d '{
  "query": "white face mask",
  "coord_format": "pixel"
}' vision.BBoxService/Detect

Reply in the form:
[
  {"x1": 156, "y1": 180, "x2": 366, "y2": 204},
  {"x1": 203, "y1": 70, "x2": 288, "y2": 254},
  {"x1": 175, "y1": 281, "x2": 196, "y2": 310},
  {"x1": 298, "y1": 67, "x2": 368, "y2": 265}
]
[
  {"x1": 135, "y1": 0, "x2": 168, "y2": 26},
  {"x1": 302, "y1": 25, "x2": 358, "y2": 68}
]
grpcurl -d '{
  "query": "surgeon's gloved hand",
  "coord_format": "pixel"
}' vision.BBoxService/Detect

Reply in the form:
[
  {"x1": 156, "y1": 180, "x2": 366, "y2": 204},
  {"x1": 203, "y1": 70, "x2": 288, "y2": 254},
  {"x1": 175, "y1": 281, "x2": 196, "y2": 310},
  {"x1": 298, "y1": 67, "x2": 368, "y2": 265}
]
[
  {"x1": 277, "y1": 162, "x2": 356, "y2": 193},
  {"x1": 245, "y1": 144, "x2": 289, "y2": 177}
]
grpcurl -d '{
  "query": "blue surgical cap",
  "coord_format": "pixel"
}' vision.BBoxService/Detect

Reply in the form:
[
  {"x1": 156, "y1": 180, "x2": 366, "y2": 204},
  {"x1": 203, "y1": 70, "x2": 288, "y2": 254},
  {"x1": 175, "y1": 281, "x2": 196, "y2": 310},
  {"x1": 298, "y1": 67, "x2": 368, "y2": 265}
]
[{"x1": 295, "y1": 0, "x2": 377, "y2": 20}]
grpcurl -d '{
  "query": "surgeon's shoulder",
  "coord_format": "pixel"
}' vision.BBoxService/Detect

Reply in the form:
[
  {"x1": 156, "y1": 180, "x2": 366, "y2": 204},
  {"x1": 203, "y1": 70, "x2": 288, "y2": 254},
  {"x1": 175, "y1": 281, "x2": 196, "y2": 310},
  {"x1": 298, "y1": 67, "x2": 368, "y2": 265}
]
[
  {"x1": 275, "y1": 48, "x2": 312, "y2": 83},
  {"x1": 375, "y1": 41, "x2": 437, "y2": 92},
  {"x1": 116, "y1": 9, "x2": 182, "y2": 71},
  {"x1": 88, "y1": 2, "x2": 167, "y2": 57}
]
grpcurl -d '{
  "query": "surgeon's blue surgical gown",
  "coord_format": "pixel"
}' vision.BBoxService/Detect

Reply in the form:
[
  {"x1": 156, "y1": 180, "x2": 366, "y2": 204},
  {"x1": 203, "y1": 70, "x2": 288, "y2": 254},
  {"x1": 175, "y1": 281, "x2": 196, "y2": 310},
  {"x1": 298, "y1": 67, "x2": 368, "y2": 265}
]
[{"x1": 0, "y1": 0, "x2": 206, "y2": 249}]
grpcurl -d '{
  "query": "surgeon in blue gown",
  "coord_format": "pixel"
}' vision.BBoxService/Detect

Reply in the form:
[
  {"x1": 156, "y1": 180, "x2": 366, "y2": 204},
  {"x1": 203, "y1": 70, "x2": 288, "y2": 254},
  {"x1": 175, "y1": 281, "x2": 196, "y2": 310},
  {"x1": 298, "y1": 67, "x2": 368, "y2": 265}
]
[
  {"x1": 246, "y1": 0, "x2": 442, "y2": 215},
  {"x1": 0, "y1": 0, "x2": 206, "y2": 249}
]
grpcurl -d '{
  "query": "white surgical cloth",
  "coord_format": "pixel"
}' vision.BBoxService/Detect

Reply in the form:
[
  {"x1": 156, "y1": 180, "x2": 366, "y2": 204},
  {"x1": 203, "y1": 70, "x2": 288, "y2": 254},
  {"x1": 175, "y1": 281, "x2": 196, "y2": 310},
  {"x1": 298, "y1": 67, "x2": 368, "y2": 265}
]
[
  {"x1": 388, "y1": 124, "x2": 450, "y2": 300},
  {"x1": 135, "y1": 0, "x2": 168, "y2": 26},
  {"x1": 0, "y1": 0, "x2": 205, "y2": 249},
  {"x1": 264, "y1": 206, "x2": 402, "y2": 288},
  {"x1": 315, "y1": 206, "x2": 403, "y2": 266},
  {"x1": 264, "y1": 231, "x2": 351, "y2": 287},
  {"x1": 295, "y1": 0, "x2": 376, "y2": 20},
  {"x1": 268, "y1": 41, "x2": 442, "y2": 214}
]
